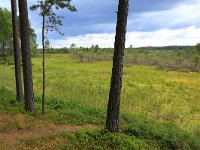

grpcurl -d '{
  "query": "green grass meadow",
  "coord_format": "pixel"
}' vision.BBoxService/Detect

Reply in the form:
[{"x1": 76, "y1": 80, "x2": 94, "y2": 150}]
[{"x1": 0, "y1": 54, "x2": 200, "y2": 149}]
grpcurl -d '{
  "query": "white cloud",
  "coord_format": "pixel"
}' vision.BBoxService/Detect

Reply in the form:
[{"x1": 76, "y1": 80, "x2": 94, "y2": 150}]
[
  {"x1": 1, "y1": 0, "x2": 200, "y2": 48},
  {"x1": 49, "y1": 26, "x2": 200, "y2": 48},
  {"x1": 49, "y1": 33, "x2": 115, "y2": 48},
  {"x1": 129, "y1": 26, "x2": 200, "y2": 47}
]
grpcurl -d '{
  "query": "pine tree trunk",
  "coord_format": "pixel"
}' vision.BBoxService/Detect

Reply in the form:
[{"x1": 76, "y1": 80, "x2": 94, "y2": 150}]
[
  {"x1": 2, "y1": 41, "x2": 6, "y2": 64},
  {"x1": 11, "y1": 0, "x2": 23, "y2": 101},
  {"x1": 18, "y1": 0, "x2": 35, "y2": 112},
  {"x1": 1, "y1": 42, "x2": 3, "y2": 64},
  {"x1": 42, "y1": 14, "x2": 45, "y2": 114},
  {"x1": 106, "y1": 0, "x2": 129, "y2": 132}
]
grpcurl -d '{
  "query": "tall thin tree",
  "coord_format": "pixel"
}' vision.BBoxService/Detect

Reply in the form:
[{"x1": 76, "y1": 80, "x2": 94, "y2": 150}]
[
  {"x1": 106, "y1": 0, "x2": 129, "y2": 132},
  {"x1": 18, "y1": 0, "x2": 35, "y2": 112},
  {"x1": 11, "y1": 0, "x2": 23, "y2": 101},
  {"x1": 31, "y1": 0, "x2": 76, "y2": 114}
]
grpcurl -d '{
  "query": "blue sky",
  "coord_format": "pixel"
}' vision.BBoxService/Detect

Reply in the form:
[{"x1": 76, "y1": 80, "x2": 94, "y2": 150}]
[{"x1": 1, "y1": 0, "x2": 200, "y2": 47}]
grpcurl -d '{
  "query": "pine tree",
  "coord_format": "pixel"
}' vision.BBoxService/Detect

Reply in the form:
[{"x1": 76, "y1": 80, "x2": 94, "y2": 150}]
[
  {"x1": 18, "y1": 0, "x2": 35, "y2": 112},
  {"x1": 11, "y1": 0, "x2": 23, "y2": 101},
  {"x1": 106, "y1": 0, "x2": 129, "y2": 132}
]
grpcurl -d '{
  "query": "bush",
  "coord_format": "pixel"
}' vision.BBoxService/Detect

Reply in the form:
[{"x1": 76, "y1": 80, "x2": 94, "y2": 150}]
[
  {"x1": 123, "y1": 115, "x2": 200, "y2": 150},
  {"x1": 60, "y1": 129, "x2": 148, "y2": 150}
]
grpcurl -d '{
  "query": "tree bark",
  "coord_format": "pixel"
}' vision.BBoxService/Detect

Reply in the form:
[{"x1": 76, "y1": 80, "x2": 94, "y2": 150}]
[
  {"x1": 18, "y1": 0, "x2": 35, "y2": 112},
  {"x1": 106, "y1": 0, "x2": 129, "y2": 132},
  {"x1": 2, "y1": 41, "x2": 6, "y2": 64},
  {"x1": 1, "y1": 42, "x2": 3, "y2": 64},
  {"x1": 11, "y1": 0, "x2": 24, "y2": 101},
  {"x1": 42, "y1": 14, "x2": 45, "y2": 114}
]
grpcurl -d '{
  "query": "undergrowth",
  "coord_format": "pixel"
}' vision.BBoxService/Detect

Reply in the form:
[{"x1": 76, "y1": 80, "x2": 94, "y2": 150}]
[{"x1": 0, "y1": 88, "x2": 199, "y2": 149}]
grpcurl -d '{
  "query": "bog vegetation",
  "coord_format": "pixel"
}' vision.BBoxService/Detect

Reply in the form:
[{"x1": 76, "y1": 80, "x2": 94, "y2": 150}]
[
  {"x1": 1, "y1": 54, "x2": 200, "y2": 149},
  {"x1": 44, "y1": 45, "x2": 200, "y2": 72}
]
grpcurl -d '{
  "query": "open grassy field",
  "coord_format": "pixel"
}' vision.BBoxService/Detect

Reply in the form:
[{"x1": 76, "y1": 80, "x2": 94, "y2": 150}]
[{"x1": 0, "y1": 54, "x2": 200, "y2": 149}]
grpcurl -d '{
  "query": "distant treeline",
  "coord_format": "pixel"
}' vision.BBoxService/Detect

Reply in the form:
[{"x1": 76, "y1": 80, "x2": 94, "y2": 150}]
[
  {"x1": 3, "y1": 45, "x2": 200, "y2": 72},
  {"x1": 37, "y1": 45, "x2": 200, "y2": 73},
  {"x1": 135, "y1": 45, "x2": 194, "y2": 51},
  {"x1": 38, "y1": 45, "x2": 195, "y2": 54}
]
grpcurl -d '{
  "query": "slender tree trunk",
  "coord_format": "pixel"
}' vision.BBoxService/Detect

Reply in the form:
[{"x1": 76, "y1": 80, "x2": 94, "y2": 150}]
[
  {"x1": 0, "y1": 43, "x2": 1, "y2": 63},
  {"x1": 42, "y1": 14, "x2": 45, "y2": 114},
  {"x1": 106, "y1": 0, "x2": 129, "y2": 132},
  {"x1": 11, "y1": 0, "x2": 23, "y2": 101},
  {"x1": 1, "y1": 42, "x2": 2, "y2": 64},
  {"x1": 18, "y1": 0, "x2": 35, "y2": 112},
  {"x1": 2, "y1": 41, "x2": 6, "y2": 64},
  {"x1": 1, "y1": 42, "x2": 3, "y2": 64}
]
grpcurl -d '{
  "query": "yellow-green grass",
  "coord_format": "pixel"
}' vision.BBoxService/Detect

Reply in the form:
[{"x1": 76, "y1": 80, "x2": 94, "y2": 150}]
[{"x1": 0, "y1": 54, "x2": 200, "y2": 133}]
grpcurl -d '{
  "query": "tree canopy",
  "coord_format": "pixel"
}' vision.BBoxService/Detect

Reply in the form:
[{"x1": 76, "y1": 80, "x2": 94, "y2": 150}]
[
  {"x1": 0, "y1": 7, "x2": 37, "y2": 54},
  {"x1": 0, "y1": 8, "x2": 12, "y2": 43},
  {"x1": 30, "y1": 0, "x2": 77, "y2": 35},
  {"x1": 196, "y1": 43, "x2": 200, "y2": 52}
]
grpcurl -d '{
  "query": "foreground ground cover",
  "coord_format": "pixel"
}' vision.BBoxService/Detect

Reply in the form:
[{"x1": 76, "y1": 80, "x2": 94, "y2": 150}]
[{"x1": 0, "y1": 91, "x2": 199, "y2": 149}]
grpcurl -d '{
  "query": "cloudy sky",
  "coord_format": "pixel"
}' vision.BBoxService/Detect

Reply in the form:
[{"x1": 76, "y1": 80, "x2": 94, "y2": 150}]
[{"x1": 1, "y1": 0, "x2": 200, "y2": 48}]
